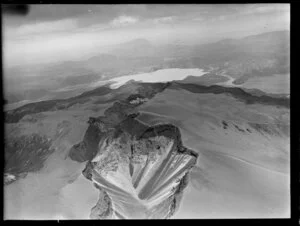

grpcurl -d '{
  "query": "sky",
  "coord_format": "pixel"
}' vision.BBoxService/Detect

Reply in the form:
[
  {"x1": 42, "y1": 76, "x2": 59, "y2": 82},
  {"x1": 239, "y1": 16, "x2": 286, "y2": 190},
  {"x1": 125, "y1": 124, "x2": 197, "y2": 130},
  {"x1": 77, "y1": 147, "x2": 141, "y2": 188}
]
[{"x1": 3, "y1": 4, "x2": 290, "y2": 67}]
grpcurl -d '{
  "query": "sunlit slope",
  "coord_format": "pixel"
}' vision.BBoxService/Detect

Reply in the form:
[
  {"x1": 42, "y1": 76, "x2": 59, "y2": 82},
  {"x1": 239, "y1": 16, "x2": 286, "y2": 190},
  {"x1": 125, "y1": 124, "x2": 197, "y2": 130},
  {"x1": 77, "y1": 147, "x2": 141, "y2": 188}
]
[
  {"x1": 179, "y1": 149, "x2": 289, "y2": 218},
  {"x1": 136, "y1": 87, "x2": 290, "y2": 218},
  {"x1": 137, "y1": 88, "x2": 289, "y2": 173}
]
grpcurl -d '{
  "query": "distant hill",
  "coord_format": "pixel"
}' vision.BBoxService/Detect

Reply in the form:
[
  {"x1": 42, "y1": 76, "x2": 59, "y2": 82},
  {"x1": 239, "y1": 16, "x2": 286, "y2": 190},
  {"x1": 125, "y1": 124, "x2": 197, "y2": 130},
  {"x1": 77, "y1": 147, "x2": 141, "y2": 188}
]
[
  {"x1": 4, "y1": 30, "x2": 289, "y2": 107},
  {"x1": 107, "y1": 30, "x2": 290, "y2": 79},
  {"x1": 191, "y1": 30, "x2": 289, "y2": 82}
]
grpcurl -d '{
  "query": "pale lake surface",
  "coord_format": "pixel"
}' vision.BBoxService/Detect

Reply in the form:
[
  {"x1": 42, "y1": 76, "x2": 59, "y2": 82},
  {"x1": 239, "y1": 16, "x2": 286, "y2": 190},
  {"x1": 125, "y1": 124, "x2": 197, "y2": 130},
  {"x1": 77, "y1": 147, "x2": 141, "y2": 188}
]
[{"x1": 107, "y1": 68, "x2": 207, "y2": 89}]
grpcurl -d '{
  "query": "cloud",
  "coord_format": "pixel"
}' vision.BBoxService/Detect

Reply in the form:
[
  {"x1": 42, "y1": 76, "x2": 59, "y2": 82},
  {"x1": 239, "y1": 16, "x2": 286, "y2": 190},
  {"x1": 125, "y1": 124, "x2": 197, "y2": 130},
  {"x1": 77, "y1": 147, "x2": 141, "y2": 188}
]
[
  {"x1": 258, "y1": 4, "x2": 289, "y2": 13},
  {"x1": 240, "y1": 4, "x2": 290, "y2": 16},
  {"x1": 218, "y1": 15, "x2": 227, "y2": 21},
  {"x1": 153, "y1": 16, "x2": 175, "y2": 24},
  {"x1": 110, "y1": 15, "x2": 139, "y2": 27},
  {"x1": 5, "y1": 19, "x2": 78, "y2": 37},
  {"x1": 2, "y1": 4, "x2": 290, "y2": 68},
  {"x1": 192, "y1": 17, "x2": 205, "y2": 22},
  {"x1": 205, "y1": 4, "x2": 290, "y2": 23}
]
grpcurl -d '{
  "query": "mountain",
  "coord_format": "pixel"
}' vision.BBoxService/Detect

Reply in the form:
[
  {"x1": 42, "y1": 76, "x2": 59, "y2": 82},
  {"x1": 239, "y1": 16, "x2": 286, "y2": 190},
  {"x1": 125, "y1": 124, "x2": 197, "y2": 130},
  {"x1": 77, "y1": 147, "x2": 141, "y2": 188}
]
[
  {"x1": 84, "y1": 122, "x2": 197, "y2": 219},
  {"x1": 193, "y1": 30, "x2": 289, "y2": 81},
  {"x1": 4, "y1": 79, "x2": 289, "y2": 218},
  {"x1": 4, "y1": 30, "x2": 290, "y2": 219},
  {"x1": 194, "y1": 30, "x2": 289, "y2": 56},
  {"x1": 105, "y1": 30, "x2": 290, "y2": 83},
  {"x1": 69, "y1": 99, "x2": 198, "y2": 219}
]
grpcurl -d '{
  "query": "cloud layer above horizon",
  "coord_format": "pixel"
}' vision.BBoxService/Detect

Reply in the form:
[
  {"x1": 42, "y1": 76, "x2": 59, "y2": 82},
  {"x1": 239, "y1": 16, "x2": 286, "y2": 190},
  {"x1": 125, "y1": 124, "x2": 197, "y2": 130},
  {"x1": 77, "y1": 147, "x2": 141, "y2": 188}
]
[{"x1": 3, "y1": 4, "x2": 290, "y2": 67}]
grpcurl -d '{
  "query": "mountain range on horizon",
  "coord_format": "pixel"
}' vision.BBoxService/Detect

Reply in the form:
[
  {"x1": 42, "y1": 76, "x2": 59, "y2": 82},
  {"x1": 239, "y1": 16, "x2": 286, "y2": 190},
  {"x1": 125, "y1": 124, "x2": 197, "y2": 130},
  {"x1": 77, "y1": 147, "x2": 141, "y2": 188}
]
[{"x1": 4, "y1": 29, "x2": 290, "y2": 108}]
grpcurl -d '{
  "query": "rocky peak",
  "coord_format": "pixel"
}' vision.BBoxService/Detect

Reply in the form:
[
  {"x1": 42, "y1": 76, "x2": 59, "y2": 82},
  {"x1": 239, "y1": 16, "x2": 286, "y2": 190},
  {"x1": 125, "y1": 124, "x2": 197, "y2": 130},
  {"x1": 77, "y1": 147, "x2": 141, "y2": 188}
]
[
  {"x1": 69, "y1": 94, "x2": 198, "y2": 219},
  {"x1": 82, "y1": 120, "x2": 198, "y2": 219}
]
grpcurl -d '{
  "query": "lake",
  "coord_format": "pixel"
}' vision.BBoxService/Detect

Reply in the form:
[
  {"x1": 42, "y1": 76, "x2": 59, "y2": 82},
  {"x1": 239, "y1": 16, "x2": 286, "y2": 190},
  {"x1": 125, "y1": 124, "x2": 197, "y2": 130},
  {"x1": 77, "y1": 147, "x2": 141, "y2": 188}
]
[{"x1": 107, "y1": 68, "x2": 207, "y2": 89}]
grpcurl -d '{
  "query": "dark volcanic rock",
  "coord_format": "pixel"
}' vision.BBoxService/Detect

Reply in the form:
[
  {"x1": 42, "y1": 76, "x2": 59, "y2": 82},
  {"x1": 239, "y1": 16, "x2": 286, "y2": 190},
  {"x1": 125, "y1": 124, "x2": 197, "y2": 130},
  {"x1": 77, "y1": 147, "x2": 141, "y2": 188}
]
[
  {"x1": 170, "y1": 82, "x2": 290, "y2": 108},
  {"x1": 69, "y1": 101, "x2": 142, "y2": 162},
  {"x1": 68, "y1": 123, "x2": 106, "y2": 162},
  {"x1": 222, "y1": 120, "x2": 228, "y2": 129},
  {"x1": 4, "y1": 133, "x2": 55, "y2": 183},
  {"x1": 5, "y1": 80, "x2": 288, "y2": 124},
  {"x1": 248, "y1": 122, "x2": 284, "y2": 137},
  {"x1": 68, "y1": 141, "x2": 88, "y2": 162},
  {"x1": 103, "y1": 101, "x2": 138, "y2": 124},
  {"x1": 118, "y1": 117, "x2": 149, "y2": 137}
]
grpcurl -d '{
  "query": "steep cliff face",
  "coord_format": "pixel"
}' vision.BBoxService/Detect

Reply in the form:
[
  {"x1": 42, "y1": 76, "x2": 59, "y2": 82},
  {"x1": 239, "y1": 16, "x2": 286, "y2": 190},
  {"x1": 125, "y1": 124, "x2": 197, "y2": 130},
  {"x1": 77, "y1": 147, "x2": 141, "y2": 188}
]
[{"x1": 68, "y1": 100, "x2": 139, "y2": 163}]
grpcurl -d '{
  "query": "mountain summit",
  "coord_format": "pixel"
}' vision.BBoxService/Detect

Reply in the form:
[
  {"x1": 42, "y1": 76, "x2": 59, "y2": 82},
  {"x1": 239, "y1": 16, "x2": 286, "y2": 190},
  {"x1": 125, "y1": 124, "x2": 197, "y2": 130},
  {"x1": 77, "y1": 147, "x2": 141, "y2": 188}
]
[{"x1": 69, "y1": 97, "x2": 198, "y2": 219}]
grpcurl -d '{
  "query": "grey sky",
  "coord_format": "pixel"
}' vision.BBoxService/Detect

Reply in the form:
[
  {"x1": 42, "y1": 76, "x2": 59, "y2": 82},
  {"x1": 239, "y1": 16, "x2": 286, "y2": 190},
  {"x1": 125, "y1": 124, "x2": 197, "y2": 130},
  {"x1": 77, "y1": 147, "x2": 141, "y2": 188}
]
[{"x1": 3, "y1": 4, "x2": 290, "y2": 67}]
